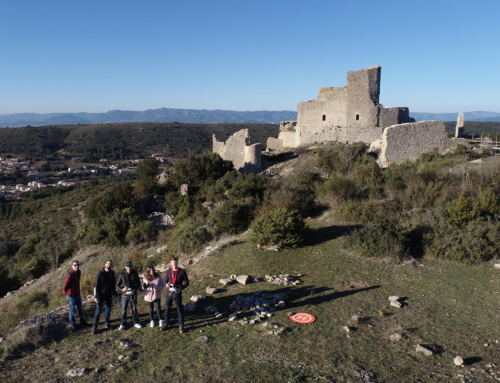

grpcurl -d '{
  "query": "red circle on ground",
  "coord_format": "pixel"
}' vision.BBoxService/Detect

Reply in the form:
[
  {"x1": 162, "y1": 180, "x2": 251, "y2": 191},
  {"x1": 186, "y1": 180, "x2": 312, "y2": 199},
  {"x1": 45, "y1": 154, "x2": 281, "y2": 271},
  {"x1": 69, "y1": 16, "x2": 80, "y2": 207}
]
[{"x1": 289, "y1": 312, "x2": 316, "y2": 324}]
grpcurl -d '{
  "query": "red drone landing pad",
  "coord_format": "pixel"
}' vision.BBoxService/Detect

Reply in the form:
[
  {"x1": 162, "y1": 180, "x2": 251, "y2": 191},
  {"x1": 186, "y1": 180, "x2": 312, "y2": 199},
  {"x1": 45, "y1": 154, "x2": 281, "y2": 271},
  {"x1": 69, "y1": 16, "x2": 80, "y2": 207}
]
[{"x1": 289, "y1": 312, "x2": 316, "y2": 324}]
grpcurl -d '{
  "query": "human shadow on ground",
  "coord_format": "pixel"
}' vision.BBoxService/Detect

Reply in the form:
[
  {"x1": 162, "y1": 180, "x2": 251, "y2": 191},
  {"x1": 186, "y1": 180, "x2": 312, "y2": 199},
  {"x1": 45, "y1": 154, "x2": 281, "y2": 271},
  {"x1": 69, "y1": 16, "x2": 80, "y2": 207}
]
[
  {"x1": 463, "y1": 357, "x2": 483, "y2": 365},
  {"x1": 162, "y1": 283, "x2": 381, "y2": 332},
  {"x1": 301, "y1": 224, "x2": 359, "y2": 247}
]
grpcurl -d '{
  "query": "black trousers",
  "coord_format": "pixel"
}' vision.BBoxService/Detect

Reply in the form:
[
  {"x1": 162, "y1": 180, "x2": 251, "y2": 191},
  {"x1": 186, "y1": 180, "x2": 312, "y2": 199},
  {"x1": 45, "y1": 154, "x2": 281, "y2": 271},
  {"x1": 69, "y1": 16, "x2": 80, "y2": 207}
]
[
  {"x1": 164, "y1": 294, "x2": 183, "y2": 326},
  {"x1": 147, "y1": 299, "x2": 162, "y2": 321}
]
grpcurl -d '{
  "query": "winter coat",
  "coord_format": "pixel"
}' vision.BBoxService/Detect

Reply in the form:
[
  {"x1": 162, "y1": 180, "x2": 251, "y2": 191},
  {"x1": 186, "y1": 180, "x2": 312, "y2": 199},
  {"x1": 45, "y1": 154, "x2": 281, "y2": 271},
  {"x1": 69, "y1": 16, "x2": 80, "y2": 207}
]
[
  {"x1": 116, "y1": 269, "x2": 141, "y2": 297},
  {"x1": 142, "y1": 275, "x2": 165, "y2": 302}
]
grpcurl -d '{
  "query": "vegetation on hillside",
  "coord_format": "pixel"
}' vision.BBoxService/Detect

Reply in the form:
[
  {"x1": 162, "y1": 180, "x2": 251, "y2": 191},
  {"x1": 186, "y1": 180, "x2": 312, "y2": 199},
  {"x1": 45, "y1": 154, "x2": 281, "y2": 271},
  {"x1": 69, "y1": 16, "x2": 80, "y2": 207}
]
[{"x1": 0, "y1": 123, "x2": 279, "y2": 160}]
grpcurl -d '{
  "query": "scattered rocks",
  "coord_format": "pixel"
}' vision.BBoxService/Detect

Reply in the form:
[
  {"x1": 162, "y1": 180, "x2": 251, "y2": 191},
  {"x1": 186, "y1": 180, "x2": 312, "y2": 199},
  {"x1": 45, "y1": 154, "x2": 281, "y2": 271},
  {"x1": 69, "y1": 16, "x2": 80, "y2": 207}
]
[
  {"x1": 156, "y1": 245, "x2": 168, "y2": 254},
  {"x1": 118, "y1": 355, "x2": 126, "y2": 360},
  {"x1": 191, "y1": 295, "x2": 207, "y2": 303},
  {"x1": 118, "y1": 341, "x2": 130, "y2": 349},
  {"x1": 205, "y1": 306, "x2": 219, "y2": 313},
  {"x1": 390, "y1": 301, "x2": 402, "y2": 308},
  {"x1": 264, "y1": 328, "x2": 286, "y2": 336},
  {"x1": 239, "y1": 320, "x2": 249, "y2": 325},
  {"x1": 66, "y1": 368, "x2": 88, "y2": 377},
  {"x1": 228, "y1": 314, "x2": 238, "y2": 322},
  {"x1": 236, "y1": 275, "x2": 250, "y2": 285},
  {"x1": 351, "y1": 315, "x2": 360, "y2": 322},
  {"x1": 389, "y1": 333, "x2": 402, "y2": 342},
  {"x1": 206, "y1": 286, "x2": 220, "y2": 295},
  {"x1": 454, "y1": 356, "x2": 464, "y2": 366},
  {"x1": 265, "y1": 274, "x2": 300, "y2": 286},
  {"x1": 184, "y1": 303, "x2": 196, "y2": 312},
  {"x1": 219, "y1": 278, "x2": 233, "y2": 286},
  {"x1": 277, "y1": 301, "x2": 285, "y2": 309},
  {"x1": 416, "y1": 344, "x2": 433, "y2": 356},
  {"x1": 343, "y1": 326, "x2": 352, "y2": 334}
]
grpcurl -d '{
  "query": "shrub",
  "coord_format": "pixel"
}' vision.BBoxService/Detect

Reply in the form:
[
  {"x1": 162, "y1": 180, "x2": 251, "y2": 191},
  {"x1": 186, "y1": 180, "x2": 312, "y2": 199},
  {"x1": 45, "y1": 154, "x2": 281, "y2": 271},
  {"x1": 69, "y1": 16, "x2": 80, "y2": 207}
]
[
  {"x1": 446, "y1": 193, "x2": 477, "y2": 229},
  {"x1": 15, "y1": 290, "x2": 48, "y2": 311},
  {"x1": 316, "y1": 174, "x2": 358, "y2": 206},
  {"x1": 476, "y1": 188, "x2": 500, "y2": 217},
  {"x1": 207, "y1": 199, "x2": 255, "y2": 237},
  {"x1": 346, "y1": 217, "x2": 408, "y2": 260},
  {"x1": 250, "y1": 208, "x2": 306, "y2": 249},
  {"x1": 318, "y1": 142, "x2": 369, "y2": 176},
  {"x1": 169, "y1": 222, "x2": 213, "y2": 255},
  {"x1": 402, "y1": 180, "x2": 446, "y2": 210},
  {"x1": 125, "y1": 221, "x2": 155, "y2": 244},
  {"x1": 127, "y1": 251, "x2": 148, "y2": 273},
  {"x1": 424, "y1": 217, "x2": 500, "y2": 264},
  {"x1": 80, "y1": 265, "x2": 102, "y2": 297},
  {"x1": 336, "y1": 200, "x2": 386, "y2": 224}
]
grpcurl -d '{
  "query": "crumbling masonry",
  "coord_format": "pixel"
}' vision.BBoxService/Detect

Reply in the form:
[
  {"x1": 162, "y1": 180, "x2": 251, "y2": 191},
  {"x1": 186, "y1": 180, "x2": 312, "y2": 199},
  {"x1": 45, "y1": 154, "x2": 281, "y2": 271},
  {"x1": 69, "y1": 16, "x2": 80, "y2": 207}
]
[
  {"x1": 268, "y1": 65, "x2": 469, "y2": 166},
  {"x1": 213, "y1": 129, "x2": 261, "y2": 173}
]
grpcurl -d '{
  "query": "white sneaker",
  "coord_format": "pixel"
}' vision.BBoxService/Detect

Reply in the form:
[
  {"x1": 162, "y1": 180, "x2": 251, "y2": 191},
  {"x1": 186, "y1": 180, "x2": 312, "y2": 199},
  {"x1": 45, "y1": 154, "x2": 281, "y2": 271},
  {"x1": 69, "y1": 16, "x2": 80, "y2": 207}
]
[
  {"x1": 150, "y1": 320, "x2": 155, "y2": 328},
  {"x1": 134, "y1": 323, "x2": 142, "y2": 329},
  {"x1": 119, "y1": 325, "x2": 125, "y2": 330},
  {"x1": 159, "y1": 320, "x2": 164, "y2": 327}
]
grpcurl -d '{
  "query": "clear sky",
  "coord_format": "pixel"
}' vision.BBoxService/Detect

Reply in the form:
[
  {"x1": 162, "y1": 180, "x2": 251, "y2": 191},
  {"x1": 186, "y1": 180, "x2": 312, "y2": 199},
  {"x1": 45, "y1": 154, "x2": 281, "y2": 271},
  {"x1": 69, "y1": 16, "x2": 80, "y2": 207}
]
[{"x1": 1, "y1": 0, "x2": 499, "y2": 114}]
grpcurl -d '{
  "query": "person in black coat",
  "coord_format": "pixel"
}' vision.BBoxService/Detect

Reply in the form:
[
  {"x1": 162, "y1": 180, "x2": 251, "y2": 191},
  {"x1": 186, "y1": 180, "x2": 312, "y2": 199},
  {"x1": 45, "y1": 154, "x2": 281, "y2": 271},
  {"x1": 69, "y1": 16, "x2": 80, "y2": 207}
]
[
  {"x1": 116, "y1": 262, "x2": 142, "y2": 330},
  {"x1": 161, "y1": 256, "x2": 189, "y2": 333},
  {"x1": 92, "y1": 260, "x2": 116, "y2": 334}
]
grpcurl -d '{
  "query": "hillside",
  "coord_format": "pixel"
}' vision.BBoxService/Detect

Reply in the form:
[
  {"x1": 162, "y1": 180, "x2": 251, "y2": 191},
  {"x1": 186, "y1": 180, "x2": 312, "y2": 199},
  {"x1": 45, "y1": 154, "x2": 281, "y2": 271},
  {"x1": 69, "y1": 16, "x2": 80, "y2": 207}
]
[
  {"x1": 0, "y1": 123, "x2": 279, "y2": 160},
  {"x1": 1, "y1": 142, "x2": 500, "y2": 382}
]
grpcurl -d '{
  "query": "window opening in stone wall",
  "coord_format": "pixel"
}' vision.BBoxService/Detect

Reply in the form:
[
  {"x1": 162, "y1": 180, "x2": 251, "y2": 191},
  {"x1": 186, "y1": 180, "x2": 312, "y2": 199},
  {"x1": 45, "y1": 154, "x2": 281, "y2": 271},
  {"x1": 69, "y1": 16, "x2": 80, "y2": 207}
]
[
  {"x1": 322, "y1": 115, "x2": 326, "y2": 121},
  {"x1": 356, "y1": 114, "x2": 360, "y2": 120}
]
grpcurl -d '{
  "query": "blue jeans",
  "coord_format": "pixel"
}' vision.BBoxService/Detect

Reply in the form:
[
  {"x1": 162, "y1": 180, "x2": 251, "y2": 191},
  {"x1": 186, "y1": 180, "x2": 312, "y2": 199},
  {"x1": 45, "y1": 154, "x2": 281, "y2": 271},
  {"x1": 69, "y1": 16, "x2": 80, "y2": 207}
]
[
  {"x1": 121, "y1": 296, "x2": 139, "y2": 326},
  {"x1": 66, "y1": 295, "x2": 84, "y2": 326},
  {"x1": 93, "y1": 293, "x2": 113, "y2": 327},
  {"x1": 165, "y1": 293, "x2": 183, "y2": 326}
]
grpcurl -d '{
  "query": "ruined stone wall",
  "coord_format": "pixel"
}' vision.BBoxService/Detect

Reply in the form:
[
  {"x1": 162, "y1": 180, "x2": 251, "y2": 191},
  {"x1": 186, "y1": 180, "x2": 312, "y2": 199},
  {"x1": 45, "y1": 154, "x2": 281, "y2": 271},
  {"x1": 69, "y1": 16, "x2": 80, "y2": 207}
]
[
  {"x1": 213, "y1": 129, "x2": 261, "y2": 173},
  {"x1": 371, "y1": 120, "x2": 452, "y2": 166},
  {"x1": 345, "y1": 66, "x2": 382, "y2": 143}
]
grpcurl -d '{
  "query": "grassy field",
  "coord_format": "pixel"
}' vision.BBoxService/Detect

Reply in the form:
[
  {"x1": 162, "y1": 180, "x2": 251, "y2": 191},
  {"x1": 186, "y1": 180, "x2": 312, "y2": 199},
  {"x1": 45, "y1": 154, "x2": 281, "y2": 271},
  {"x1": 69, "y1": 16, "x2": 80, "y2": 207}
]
[{"x1": 1, "y1": 214, "x2": 499, "y2": 382}]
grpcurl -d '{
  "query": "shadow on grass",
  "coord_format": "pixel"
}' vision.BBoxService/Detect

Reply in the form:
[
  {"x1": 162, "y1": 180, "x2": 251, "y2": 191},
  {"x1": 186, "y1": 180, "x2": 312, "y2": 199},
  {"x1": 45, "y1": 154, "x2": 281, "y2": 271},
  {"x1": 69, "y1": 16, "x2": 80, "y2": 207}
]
[
  {"x1": 464, "y1": 356, "x2": 483, "y2": 365},
  {"x1": 302, "y1": 224, "x2": 359, "y2": 247}
]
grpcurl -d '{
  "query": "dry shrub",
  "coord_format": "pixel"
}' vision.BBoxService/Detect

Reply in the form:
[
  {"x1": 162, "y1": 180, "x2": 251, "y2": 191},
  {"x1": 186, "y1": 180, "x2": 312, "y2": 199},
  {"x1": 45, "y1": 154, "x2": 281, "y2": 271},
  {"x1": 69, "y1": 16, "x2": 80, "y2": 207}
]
[
  {"x1": 0, "y1": 324, "x2": 48, "y2": 356},
  {"x1": 294, "y1": 145, "x2": 308, "y2": 156},
  {"x1": 127, "y1": 251, "x2": 148, "y2": 273},
  {"x1": 80, "y1": 264, "x2": 103, "y2": 297}
]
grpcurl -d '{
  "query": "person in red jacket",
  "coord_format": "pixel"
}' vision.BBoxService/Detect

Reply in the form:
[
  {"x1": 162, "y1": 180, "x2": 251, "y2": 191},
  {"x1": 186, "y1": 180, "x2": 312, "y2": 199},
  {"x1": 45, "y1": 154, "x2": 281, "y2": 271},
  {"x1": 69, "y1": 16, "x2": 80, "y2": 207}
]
[
  {"x1": 62, "y1": 260, "x2": 88, "y2": 329},
  {"x1": 161, "y1": 256, "x2": 189, "y2": 333}
]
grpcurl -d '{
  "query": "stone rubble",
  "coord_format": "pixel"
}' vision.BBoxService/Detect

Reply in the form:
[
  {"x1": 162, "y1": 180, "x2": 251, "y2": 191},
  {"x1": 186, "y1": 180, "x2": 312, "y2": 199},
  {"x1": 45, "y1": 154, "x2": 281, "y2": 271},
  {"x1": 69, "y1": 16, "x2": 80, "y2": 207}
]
[
  {"x1": 219, "y1": 278, "x2": 234, "y2": 286},
  {"x1": 236, "y1": 275, "x2": 250, "y2": 285},
  {"x1": 143, "y1": 212, "x2": 175, "y2": 229},
  {"x1": 265, "y1": 274, "x2": 300, "y2": 286},
  {"x1": 390, "y1": 301, "x2": 402, "y2": 308},
  {"x1": 388, "y1": 296, "x2": 400, "y2": 302}
]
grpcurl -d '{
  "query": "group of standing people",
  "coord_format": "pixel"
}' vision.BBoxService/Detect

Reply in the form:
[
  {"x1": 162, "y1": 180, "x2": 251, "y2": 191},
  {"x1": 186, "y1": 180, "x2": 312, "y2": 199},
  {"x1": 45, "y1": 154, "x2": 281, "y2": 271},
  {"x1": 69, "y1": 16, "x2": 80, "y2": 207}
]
[{"x1": 62, "y1": 256, "x2": 189, "y2": 334}]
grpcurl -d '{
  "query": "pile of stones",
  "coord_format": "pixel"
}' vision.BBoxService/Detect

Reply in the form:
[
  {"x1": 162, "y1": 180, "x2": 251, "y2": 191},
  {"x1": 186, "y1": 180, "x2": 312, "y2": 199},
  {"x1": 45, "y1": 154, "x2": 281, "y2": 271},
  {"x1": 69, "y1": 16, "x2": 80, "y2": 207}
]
[
  {"x1": 265, "y1": 274, "x2": 300, "y2": 286},
  {"x1": 143, "y1": 212, "x2": 174, "y2": 229}
]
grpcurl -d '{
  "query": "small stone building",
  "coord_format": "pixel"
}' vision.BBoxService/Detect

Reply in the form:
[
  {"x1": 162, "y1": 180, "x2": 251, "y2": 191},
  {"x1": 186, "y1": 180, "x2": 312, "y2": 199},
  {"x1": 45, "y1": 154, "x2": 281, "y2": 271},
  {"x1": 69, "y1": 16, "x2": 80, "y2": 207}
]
[
  {"x1": 213, "y1": 129, "x2": 261, "y2": 174},
  {"x1": 268, "y1": 65, "x2": 414, "y2": 149}
]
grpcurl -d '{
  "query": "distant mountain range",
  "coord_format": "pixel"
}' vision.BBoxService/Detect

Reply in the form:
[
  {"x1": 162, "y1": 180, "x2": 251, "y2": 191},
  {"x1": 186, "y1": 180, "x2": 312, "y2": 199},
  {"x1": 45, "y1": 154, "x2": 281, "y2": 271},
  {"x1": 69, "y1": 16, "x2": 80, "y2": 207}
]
[
  {"x1": 0, "y1": 108, "x2": 499, "y2": 128},
  {"x1": 410, "y1": 111, "x2": 500, "y2": 122},
  {"x1": 0, "y1": 108, "x2": 297, "y2": 128}
]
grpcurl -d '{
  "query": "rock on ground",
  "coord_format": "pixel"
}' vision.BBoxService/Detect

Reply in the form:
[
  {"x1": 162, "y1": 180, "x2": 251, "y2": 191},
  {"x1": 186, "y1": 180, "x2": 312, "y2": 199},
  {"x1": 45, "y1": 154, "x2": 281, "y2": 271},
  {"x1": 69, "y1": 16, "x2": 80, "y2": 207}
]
[
  {"x1": 454, "y1": 356, "x2": 464, "y2": 366},
  {"x1": 236, "y1": 275, "x2": 250, "y2": 285},
  {"x1": 416, "y1": 344, "x2": 433, "y2": 356},
  {"x1": 184, "y1": 303, "x2": 196, "y2": 312},
  {"x1": 389, "y1": 333, "x2": 402, "y2": 342},
  {"x1": 388, "y1": 296, "x2": 400, "y2": 302},
  {"x1": 219, "y1": 278, "x2": 233, "y2": 286},
  {"x1": 206, "y1": 286, "x2": 220, "y2": 295},
  {"x1": 191, "y1": 295, "x2": 207, "y2": 302},
  {"x1": 66, "y1": 368, "x2": 88, "y2": 377}
]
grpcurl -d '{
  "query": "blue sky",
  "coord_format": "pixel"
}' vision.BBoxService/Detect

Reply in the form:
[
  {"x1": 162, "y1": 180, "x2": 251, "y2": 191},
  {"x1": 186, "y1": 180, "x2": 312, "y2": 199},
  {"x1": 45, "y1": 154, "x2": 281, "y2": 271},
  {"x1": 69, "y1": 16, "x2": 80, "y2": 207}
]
[{"x1": 0, "y1": 1, "x2": 499, "y2": 114}]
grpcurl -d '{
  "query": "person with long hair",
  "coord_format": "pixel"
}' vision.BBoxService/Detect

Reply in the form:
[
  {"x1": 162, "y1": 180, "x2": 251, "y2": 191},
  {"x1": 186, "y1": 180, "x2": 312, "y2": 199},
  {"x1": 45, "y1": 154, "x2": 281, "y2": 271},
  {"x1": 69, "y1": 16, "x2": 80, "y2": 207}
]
[{"x1": 142, "y1": 265, "x2": 165, "y2": 328}]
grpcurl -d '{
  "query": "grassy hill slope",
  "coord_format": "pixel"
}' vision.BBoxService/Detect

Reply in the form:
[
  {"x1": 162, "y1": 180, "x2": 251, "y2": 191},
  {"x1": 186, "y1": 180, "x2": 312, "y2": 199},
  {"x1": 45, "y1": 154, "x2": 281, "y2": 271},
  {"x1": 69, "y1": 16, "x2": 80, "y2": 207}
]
[{"x1": 1, "y1": 215, "x2": 499, "y2": 382}]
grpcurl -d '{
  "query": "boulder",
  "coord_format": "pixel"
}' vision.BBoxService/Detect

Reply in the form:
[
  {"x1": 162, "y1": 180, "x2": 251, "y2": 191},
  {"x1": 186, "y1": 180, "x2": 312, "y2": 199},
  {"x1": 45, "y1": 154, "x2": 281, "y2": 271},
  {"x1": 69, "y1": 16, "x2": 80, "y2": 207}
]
[
  {"x1": 454, "y1": 356, "x2": 464, "y2": 366},
  {"x1": 219, "y1": 278, "x2": 233, "y2": 286},
  {"x1": 236, "y1": 275, "x2": 250, "y2": 285},
  {"x1": 390, "y1": 301, "x2": 402, "y2": 308},
  {"x1": 388, "y1": 296, "x2": 400, "y2": 302},
  {"x1": 228, "y1": 314, "x2": 238, "y2": 322},
  {"x1": 191, "y1": 295, "x2": 207, "y2": 303},
  {"x1": 206, "y1": 286, "x2": 220, "y2": 295}
]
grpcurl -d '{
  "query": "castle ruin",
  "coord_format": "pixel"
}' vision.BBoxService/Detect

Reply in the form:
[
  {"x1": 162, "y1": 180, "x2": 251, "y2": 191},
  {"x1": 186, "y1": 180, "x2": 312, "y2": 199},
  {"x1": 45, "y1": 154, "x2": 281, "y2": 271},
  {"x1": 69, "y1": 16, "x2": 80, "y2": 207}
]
[
  {"x1": 268, "y1": 65, "x2": 469, "y2": 166},
  {"x1": 267, "y1": 65, "x2": 415, "y2": 149},
  {"x1": 213, "y1": 129, "x2": 261, "y2": 174}
]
